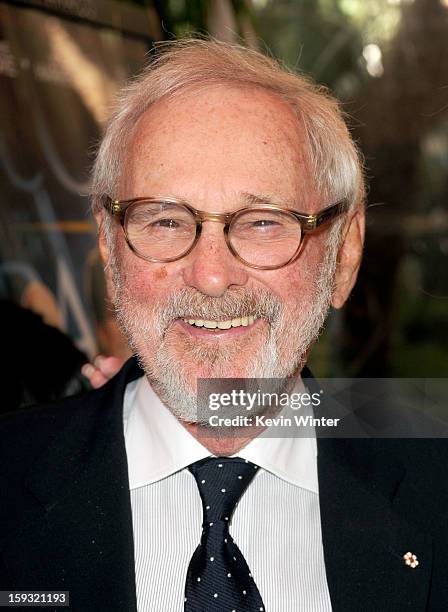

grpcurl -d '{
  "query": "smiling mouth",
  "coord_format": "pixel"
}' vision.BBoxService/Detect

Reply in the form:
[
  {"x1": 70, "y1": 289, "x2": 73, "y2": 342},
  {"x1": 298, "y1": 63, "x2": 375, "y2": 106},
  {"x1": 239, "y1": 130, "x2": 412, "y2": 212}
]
[{"x1": 182, "y1": 314, "x2": 259, "y2": 330}]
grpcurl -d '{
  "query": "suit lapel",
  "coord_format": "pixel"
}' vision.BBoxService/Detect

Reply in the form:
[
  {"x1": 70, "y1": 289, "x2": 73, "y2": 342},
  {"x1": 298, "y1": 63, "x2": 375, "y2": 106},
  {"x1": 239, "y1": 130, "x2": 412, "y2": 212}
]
[
  {"x1": 2, "y1": 359, "x2": 143, "y2": 612},
  {"x1": 4, "y1": 361, "x2": 436, "y2": 610},
  {"x1": 317, "y1": 437, "x2": 432, "y2": 611}
]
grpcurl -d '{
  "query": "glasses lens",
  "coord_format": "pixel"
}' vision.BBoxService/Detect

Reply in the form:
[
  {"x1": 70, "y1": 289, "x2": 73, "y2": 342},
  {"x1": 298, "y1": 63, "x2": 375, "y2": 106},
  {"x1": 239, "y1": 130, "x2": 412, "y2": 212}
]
[
  {"x1": 229, "y1": 208, "x2": 302, "y2": 268},
  {"x1": 125, "y1": 201, "x2": 196, "y2": 261}
]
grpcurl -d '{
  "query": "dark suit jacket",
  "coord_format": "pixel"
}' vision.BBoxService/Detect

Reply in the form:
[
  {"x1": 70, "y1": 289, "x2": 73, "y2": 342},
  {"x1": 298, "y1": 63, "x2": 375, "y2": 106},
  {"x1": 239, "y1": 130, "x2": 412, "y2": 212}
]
[{"x1": 1, "y1": 357, "x2": 447, "y2": 611}]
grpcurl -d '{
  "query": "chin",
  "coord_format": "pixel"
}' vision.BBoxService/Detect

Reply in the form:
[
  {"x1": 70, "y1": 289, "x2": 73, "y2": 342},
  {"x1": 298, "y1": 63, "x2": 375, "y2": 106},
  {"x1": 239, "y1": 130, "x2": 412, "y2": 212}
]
[{"x1": 176, "y1": 360, "x2": 252, "y2": 383}]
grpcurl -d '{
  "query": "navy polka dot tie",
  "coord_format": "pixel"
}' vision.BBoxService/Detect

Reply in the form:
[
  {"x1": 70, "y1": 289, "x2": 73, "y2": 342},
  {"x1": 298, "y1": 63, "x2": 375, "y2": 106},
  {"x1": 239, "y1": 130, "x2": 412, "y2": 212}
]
[{"x1": 184, "y1": 457, "x2": 265, "y2": 612}]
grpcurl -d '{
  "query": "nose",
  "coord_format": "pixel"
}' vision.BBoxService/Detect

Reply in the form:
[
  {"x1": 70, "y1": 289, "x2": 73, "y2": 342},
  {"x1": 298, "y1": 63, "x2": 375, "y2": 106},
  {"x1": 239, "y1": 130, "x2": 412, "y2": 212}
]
[{"x1": 181, "y1": 223, "x2": 249, "y2": 297}]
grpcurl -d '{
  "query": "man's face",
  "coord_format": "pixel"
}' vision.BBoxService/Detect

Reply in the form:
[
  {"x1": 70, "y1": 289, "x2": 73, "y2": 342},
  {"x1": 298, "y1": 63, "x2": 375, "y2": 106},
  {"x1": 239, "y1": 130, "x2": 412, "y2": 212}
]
[{"x1": 103, "y1": 84, "x2": 341, "y2": 422}]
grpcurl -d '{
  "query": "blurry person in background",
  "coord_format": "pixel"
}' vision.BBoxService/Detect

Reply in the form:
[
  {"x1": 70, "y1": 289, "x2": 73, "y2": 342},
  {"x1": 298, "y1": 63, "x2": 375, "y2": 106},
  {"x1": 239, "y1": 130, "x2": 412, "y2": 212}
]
[
  {"x1": 1, "y1": 39, "x2": 447, "y2": 612},
  {"x1": 84, "y1": 249, "x2": 132, "y2": 362},
  {"x1": 1, "y1": 300, "x2": 88, "y2": 414}
]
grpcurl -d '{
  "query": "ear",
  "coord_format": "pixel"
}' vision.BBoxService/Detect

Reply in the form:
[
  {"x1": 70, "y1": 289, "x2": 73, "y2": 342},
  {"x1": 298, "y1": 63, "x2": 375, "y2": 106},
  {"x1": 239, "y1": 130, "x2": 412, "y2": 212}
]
[
  {"x1": 331, "y1": 206, "x2": 365, "y2": 309},
  {"x1": 95, "y1": 211, "x2": 110, "y2": 268},
  {"x1": 94, "y1": 211, "x2": 116, "y2": 300}
]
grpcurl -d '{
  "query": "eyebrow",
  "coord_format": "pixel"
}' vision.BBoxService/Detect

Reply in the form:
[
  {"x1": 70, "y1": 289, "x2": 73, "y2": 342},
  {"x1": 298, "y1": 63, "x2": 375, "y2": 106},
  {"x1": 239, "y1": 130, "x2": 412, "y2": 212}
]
[
  {"x1": 143, "y1": 191, "x2": 295, "y2": 211},
  {"x1": 240, "y1": 191, "x2": 293, "y2": 209}
]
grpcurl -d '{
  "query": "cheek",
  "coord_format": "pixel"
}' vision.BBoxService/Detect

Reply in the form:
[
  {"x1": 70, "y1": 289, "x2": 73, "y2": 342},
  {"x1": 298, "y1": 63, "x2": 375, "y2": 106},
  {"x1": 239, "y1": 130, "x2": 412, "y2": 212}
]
[
  {"x1": 154, "y1": 267, "x2": 168, "y2": 281},
  {"x1": 116, "y1": 247, "x2": 193, "y2": 313},
  {"x1": 115, "y1": 245, "x2": 170, "y2": 303},
  {"x1": 259, "y1": 239, "x2": 325, "y2": 308}
]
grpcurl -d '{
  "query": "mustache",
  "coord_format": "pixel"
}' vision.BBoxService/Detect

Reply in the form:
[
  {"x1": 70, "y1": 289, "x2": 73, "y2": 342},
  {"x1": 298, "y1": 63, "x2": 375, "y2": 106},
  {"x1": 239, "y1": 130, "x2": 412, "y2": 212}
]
[{"x1": 155, "y1": 287, "x2": 282, "y2": 328}]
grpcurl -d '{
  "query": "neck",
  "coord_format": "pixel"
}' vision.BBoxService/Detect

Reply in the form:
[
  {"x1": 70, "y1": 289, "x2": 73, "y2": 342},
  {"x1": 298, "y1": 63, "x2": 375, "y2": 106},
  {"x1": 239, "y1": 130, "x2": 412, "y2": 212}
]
[
  {"x1": 151, "y1": 364, "x2": 305, "y2": 456},
  {"x1": 181, "y1": 421, "x2": 266, "y2": 456}
]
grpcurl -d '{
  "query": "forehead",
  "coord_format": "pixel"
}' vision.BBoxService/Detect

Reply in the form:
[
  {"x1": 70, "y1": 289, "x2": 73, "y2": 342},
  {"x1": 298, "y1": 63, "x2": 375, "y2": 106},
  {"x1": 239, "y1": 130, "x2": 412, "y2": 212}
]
[{"x1": 121, "y1": 84, "x2": 319, "y2": 211}]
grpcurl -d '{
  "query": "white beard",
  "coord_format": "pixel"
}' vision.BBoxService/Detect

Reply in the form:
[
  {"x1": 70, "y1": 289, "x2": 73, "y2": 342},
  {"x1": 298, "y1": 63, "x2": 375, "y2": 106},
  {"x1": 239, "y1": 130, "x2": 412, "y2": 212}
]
[{"x1": 110, "y1": 229, "x2": 340, "y2": 424}]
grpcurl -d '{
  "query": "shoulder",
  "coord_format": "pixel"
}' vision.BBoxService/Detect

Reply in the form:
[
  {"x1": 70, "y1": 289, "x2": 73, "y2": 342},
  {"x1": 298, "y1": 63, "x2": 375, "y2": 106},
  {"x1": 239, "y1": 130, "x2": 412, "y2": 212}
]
[
  {"x1": 0, "y1": 388, "x2": 106, "y2": 483},
  {"x1": 320, "y1": 436, "x2": 448, "y2": 506},
  {"x1": 0, "y1": 356, "x2": 143, "y2": 483},
  {"x1": 345, "y1": 437, "x2": 448, "y2": 481},
  {"x1": 359, "y1": 438, "x2": 448, "y2": 522}
]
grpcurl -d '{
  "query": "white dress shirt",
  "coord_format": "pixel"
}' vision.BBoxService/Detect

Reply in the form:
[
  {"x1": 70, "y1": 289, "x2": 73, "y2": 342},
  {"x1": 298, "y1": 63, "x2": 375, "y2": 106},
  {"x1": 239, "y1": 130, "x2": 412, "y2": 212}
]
[{"x1": 123, "y1": 375, "x2": 332, "y2": 611}]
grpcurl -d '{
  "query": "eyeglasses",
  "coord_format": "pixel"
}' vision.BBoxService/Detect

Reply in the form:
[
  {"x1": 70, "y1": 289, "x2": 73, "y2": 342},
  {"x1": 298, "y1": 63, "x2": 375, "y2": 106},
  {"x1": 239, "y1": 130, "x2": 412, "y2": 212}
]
[{"x1": 102, "y1": 195, "x2": 347, "y2": 271}]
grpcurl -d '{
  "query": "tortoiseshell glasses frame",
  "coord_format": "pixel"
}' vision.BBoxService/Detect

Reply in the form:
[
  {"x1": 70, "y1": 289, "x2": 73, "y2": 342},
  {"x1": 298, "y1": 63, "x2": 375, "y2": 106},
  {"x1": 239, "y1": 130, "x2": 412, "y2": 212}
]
[{"x1": 102, "y1": 195, "x2": 348, "y2": 271}]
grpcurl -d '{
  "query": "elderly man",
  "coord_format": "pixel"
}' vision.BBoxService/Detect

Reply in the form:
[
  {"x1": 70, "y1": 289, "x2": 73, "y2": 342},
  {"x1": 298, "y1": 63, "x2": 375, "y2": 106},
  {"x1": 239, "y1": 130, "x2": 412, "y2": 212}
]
[{"x1": 1, "y1": 39, "x2": 447, "y2": 612}]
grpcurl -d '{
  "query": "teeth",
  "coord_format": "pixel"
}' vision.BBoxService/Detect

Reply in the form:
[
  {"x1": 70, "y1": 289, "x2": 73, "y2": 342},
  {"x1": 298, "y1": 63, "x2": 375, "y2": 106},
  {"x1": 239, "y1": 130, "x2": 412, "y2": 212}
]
[
  {"x1": 183, "y1": 315, "x2": 258, "y2": 329},
  {"x1": 217, "y1": 320, "x2": 232, "y2": 329},
  {"x1": 203, "y1": 320, "x2": 217, "y2": 329}
]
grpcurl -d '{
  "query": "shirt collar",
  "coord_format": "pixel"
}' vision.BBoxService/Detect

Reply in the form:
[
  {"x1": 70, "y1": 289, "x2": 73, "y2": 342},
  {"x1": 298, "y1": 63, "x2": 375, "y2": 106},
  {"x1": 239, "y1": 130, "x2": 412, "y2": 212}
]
[{"x1": 124, "y1": 375, "x2": 318, "y2": 494}]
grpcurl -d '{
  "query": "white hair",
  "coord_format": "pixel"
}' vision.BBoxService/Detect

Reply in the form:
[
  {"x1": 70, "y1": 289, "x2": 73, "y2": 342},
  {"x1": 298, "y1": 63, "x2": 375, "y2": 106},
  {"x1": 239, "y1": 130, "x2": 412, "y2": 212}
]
[{"x1": 91, "y1": 37, "x2": 365, "y2": 225}]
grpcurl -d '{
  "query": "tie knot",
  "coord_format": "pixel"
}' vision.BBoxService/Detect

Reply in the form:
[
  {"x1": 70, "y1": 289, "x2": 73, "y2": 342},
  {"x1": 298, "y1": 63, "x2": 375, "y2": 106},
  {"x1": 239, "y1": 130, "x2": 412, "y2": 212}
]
[{"x1": 189, "y1": 457, "x2": 259, "y2": 522}]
